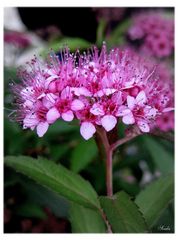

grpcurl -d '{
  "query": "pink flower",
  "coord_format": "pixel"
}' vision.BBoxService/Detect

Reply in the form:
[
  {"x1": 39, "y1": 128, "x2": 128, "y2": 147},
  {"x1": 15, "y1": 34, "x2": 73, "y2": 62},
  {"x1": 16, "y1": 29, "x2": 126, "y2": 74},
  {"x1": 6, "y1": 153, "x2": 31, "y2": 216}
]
[
  {"x1": 10, "y1": 43, "x2": 174, "y2": 140},
  {"x1": 4, "y1": 31, "x2": 31, "y2": 48},
  {"x1": 119, "y1": 91, "x2": 158, "y2": 132},
  {"x1": 128, "y1": 10, "x2": 174, "y2": 58},
  {"x1": 156, "y1": 112, "x2": 174, "y2": 132},
  {"x1": 80, "y1": 122, "x2": 96, "y2": 140}
]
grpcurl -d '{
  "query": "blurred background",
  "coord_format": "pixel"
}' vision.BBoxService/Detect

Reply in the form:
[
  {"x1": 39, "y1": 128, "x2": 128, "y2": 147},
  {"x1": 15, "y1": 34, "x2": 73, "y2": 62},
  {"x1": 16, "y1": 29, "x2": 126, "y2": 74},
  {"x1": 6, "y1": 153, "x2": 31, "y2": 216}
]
[{"x1": 4, "y1": 7, "x2": 174, "y2": 233}]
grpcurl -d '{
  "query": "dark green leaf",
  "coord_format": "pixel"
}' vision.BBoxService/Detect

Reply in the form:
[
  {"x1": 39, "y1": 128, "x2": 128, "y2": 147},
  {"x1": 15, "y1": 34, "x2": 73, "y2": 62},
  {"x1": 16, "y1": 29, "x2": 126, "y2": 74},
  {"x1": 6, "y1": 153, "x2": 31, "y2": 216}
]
[
  {"x1": 96, "y1": 18, "x2": 107, "y2": 46},
  {"x1": 15, "y1": 202, "x2": 47, "y2": 219},
  {"x1": 70, "y1": 202, "x2": 106, "y2": 233},
  {"x1": 70, "y1": 139, "x2": 98, "y2": 173},
  {"x1": 21, "y1": 178, "x2": 69, "y2": 218},
  {"x1": 135, "y1": 174, "x2": 174, "y2": 228},
  {"x1": 20, "y1": 178, "x2": 69, "y2": 218},
  {"x1": 144, "y1": 136, "x2": 174, "y2": 174},
  {"x1": 47, "y1": 119, "x2": 78, "y2": 135},
  {"x1": 151, "y1": 201, "x2": 174, "y2": 233},
  {"x1": 50, "y1": 144, "x2": 69, "y2": 162},
  {"x1": 42, "y1": 37, "x2": 91, "y2": 57},
  {"x1": 4, "y1": 156, "x2": 100, "y2": 210},
  {"x1": 107, "y1": 19, "x2": 131, "y2": 46},
  {"x1": 100, "y1": 191, "x2": 148, "y2": 233}
]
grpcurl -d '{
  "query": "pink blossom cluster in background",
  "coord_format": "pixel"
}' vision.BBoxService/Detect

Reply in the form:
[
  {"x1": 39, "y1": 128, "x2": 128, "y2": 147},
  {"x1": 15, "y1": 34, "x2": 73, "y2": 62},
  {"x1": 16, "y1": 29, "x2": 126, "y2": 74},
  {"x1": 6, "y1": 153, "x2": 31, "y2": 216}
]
[
  {"x1": 4, "y1": 31, "x2": 31, "y2": 49},
  {"x1": 11, "y1": 44, "x2": 173, "y2": 140},
  {"x1": 93, "y1": 7, "x2": 126, "y2": 23},
  {"x1": 154, "y1": 63, "x2": 174, "y2": 131},
  {"x1": 128, "y1": 11, "x2": 174, "y2": 58}
]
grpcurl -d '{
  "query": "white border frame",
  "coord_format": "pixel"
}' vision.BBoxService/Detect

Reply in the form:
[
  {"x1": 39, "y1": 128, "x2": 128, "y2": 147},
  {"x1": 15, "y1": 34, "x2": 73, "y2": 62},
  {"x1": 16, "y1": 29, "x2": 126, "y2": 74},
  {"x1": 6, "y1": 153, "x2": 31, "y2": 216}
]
[{"x1": 1, "y1": 1, "x2": 177, "y2": 240}]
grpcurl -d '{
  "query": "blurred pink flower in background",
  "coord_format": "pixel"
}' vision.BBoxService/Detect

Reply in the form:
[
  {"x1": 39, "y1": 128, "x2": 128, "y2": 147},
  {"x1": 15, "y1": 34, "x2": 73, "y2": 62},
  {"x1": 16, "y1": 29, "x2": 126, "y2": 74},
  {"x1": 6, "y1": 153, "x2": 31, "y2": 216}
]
[
  {"x1": 4, "y1": 31, "x2": 31, "y2": 48},
  {"x1": 128, "y1": 10, "x2": 174, "y2": 58},
  {"x1": 93, "y1": 7, "x2": 126, "y2": 23}
]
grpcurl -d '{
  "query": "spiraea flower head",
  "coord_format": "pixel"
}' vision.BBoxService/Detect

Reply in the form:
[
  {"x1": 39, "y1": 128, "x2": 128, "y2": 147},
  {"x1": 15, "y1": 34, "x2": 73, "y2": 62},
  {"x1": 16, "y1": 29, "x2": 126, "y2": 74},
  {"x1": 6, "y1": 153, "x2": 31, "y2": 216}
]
[
  {"x1": 128, "y1": 10, "x2": 174, "y2": 58},
  {"x1": 10, "y1": 43, "x2": 174, "y2": 140}
]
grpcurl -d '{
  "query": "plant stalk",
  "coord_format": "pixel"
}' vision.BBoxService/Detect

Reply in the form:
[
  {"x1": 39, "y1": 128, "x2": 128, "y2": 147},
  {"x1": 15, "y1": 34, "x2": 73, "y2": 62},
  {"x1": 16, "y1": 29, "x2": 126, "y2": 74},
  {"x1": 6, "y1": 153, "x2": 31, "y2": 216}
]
[
  {"x1": 106, "y1": 148, "x2": 113, "y2": 196},
  {"x1": 96, "y1": 127, "x2": 113, "y2": 196},
  {"x1": 96, "y1": 126, "x2": 142, "y2": 197}
]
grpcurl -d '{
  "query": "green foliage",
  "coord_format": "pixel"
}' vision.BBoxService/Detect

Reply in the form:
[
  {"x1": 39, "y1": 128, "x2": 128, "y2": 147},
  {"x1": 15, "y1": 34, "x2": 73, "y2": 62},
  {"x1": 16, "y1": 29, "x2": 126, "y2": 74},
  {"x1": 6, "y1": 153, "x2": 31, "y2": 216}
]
[
  {"x1": 21, "y1": 178, "x2": 69, "y2": 218},
  {"x1": 70, "y1": 202, "x2": 106, "y2": 233},
  {"x1": 144, "y1": 136, "x2": 174, "y2": 174},
  {"x1": 96, "y1": 18, "x2": 107, "y2": 46},
  {"x1": 46, "y1": 119, "x2": 78, "y2": 135},
  {"x1": 50, "y1": 144, "x2": 70, "y2": 162},
  {"x1": 42, "y1": 37, "x2": 91, "y2": 57},
  {"x1": 100, "y1": 191, "x2": 148, "y2": 233},
  {"x1": 135, "y1": 174, "x2": 174, "y2": 228},
  {"x1": 15, "y1": 202, "x2": 47, "y2": 219},
  {"x1": 151, "y1": 201, "x2": 174, "y2": 233},
  {"x1": 70, "y1": 138, "x2": 98, "y2": 173},
  {"x1": 107, "y1": 19, "x2": 131, "y2": 47},
  {"x1": 4, "y1": 156, "x2": 100, "y2": 210}
]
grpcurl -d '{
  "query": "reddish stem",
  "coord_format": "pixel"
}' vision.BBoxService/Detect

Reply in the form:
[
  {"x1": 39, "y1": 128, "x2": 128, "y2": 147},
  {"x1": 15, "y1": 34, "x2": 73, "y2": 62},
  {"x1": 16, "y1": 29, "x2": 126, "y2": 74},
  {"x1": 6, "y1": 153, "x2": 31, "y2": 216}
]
[
  {"x1": 96, "y1": 127, "x2": 113, "y2": 196},
  {"x1": 96, "y1": 126, "x2": 142, "y2": 197},
  {"x1": 96, "y1": 126, "x2": 142, "y2": 233},
  {"x1": 110, "y1": 126, "x2": 142, "y2": 152},
  {"x1": 106, "y1": 148, "x2": 113, "y2": 196}
]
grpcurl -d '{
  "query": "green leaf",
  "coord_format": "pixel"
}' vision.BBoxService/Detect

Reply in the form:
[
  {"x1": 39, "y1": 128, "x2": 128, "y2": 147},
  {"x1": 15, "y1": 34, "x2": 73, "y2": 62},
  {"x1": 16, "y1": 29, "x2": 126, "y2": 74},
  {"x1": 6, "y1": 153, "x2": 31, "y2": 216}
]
[
  {"x1": 151, "y1": 201, "x2": 174, "y2": 233},
  {"x1": 96, "y1": 18, "x2": 107, "y2": 46},
  {"x1": 70, "y1": 202, "x2": 106, "y2": 233},
  {"x1": 20, "y1": 178, "x2": 69, "y2": 218},
  {"x1": 41, "y1": 37, "x2": 91, "y2": 57},
  {"x1": 107, "y1": 19, "x2": 131, "y2": 46},
  {"x1": 135, "y1": 174, "x2": 174, "y2": 228},
  {"x1": 100, "y1": 191, "x2": 148, "y2": 233},
  {"x1": 15, "y1": 202, "x2": 47, "y2": 219},
  {"x1": 144, "y1": 136, "x2": 174, "y2": 174},
  {"x1": 70, "y1": 139, "x2": 98, "y2": 173},
  {"x1": 47, "y1": 119, "x2": 78, "y2": 135},
  {"x1": 4, "y1": 156, "x2": 100, "y2": 210},
  {"x1": 50, "y1": 144, "x2": 69, "y2": 162}
]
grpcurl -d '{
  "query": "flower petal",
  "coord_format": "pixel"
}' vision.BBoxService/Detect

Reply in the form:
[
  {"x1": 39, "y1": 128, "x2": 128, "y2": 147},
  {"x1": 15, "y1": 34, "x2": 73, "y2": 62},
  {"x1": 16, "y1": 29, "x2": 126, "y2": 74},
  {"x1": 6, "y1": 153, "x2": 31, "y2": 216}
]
[
  {"x1": 116, "y1": 106, "x2": 131, "y2": 116},
  {"x1": 42, "y1": 93, "x2": 57, "y2": 109},
  {"x1": 122, "y1": 112, "x2": 135, "y2": 124},
  {"x1": 45, "y1": 75, "x2": 58, "y2": 86},
  {"x1": 23, "y1": 99, "x2": 34, "y2": 109},
  {"x1": 163, "y1": 107, "x2": 174, "y2": 113},
  {"x1": 61, "y1": 86, "x2": 72, "y2": 99},
  {"x1": 62, "y1": 110, "x2": 74, "y2": 122},
  {"x1": 111, "y1": 91, "x2": 122, "y2": 105},
  {"x1": 71, "y1": 87, "x2": 92, "y2": 97},
  {"x1": 145, "y1": 107, "x2": 158, "y2": 119},
  {"x1": 23, "y1": 113, "x2": 39, "y2": 129},
  {"x1": 90, "y1": 103, "x2": 105, "y2": 116},
  {"x1": 137, "y1": 121, "x2": 150, "y2": 132},
  {"x1": 36, "y1": 122, "x2": 49, "y2": 137},
  {"x1": 80, "y1": 122, "x2": 96, "y2": 140},
  {"x1": 46, "y1": 107, "x2": 60, "y2": 124},
  {"x1": 71, "y1": 99, "x2": 85, "y2": 111},
  {"x1": 94, "y1": 88, "x2": 117, "y2": 97},
  {"x1": 101, "y1": 115, "x2": 117, "y2": 132},
  {"x1": 127, "y1": 95, "x2": 135, "y2": 110},
  {"x1": 136, "y1": 90, "x2": 147, "y2": 105}
]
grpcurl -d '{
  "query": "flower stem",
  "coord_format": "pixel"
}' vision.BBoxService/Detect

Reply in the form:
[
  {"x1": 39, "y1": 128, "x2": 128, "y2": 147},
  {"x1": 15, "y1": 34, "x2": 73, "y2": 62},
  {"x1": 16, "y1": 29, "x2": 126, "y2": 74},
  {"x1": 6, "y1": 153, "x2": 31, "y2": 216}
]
[
  {"x1": 96, "y1": 126, "x2": 142, "y2": 197},
  {"x1": 96, "y1": 127, "x2": 113, "y2": 196},
  {"x1": 106, "y1": 148, "x2": 113, "y2": 196}
]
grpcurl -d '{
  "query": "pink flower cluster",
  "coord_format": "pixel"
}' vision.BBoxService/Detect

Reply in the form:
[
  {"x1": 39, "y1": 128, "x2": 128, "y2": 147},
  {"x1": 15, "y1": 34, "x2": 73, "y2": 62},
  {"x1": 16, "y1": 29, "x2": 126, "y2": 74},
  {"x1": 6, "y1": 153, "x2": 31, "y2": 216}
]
[
  {"x1": 4, "y1": 31, "x2": 31, "y2": 49},
  {"x1": 128, "y1": 11, "x2": 174, "y2": 58},
  {"x1": 11, "y1": 44, "x2": 173, "y2": 140},
  {"x1": 154, "y1": 63, "x2": 174, "y2": 131}
]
